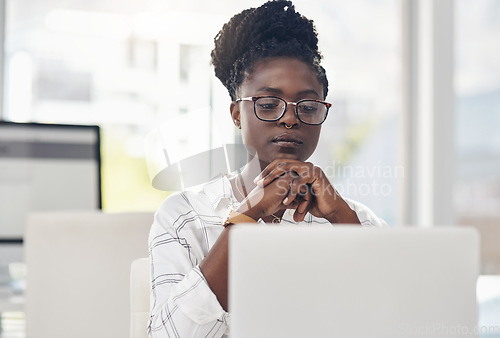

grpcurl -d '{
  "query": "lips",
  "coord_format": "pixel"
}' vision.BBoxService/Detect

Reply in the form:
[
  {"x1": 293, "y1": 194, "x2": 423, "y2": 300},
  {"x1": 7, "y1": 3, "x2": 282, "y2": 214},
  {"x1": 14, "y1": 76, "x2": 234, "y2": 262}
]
[{"x1": 271, "y1": 133, "x2": 304, "y2": 148}]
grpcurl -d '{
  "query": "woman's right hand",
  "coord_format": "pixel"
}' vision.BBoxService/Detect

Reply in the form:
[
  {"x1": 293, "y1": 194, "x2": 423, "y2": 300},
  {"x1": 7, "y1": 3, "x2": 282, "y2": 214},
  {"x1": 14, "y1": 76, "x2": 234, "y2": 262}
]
[{"x1": 236, "y1": 171, "x2": 311, "y2": 221}]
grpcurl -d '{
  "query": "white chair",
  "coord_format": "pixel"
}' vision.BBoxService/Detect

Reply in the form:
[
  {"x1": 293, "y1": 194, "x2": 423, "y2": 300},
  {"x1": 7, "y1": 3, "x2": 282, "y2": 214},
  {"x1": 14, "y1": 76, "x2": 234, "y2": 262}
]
[
  {"x1": 130, "y1": 258, "x2": 151, "y2": 338},
  {"x1": 25, "y1": 211, "x2": 154, "y2": 338}
]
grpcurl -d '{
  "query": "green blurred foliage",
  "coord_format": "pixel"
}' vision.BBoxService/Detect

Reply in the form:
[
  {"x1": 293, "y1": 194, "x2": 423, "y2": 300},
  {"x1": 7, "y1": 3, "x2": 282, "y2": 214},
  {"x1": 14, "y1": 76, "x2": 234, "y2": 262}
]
[
  {"x1": 100, "y1": 127, "x2": 169, "y2": 212},
  {"x1": 333, "y1": 120, "x2": 375, "y2": 165}
]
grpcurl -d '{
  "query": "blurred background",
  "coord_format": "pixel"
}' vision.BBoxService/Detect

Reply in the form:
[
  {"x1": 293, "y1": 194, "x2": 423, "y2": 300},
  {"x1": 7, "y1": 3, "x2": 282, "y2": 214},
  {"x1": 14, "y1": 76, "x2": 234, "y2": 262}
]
[{"x1": 0, "y1": 0, "x2": 499, "y2": 336}]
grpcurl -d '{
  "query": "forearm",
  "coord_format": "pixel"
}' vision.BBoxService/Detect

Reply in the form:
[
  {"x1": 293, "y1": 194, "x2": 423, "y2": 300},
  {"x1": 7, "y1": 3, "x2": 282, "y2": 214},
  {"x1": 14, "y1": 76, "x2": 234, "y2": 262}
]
[
  {"x1": 324, "y1": 198, "x2": 361, "y2": 225},
  {"x1": 199, "y1": 227, "x2": 231, "y2": 311},
  {"x1": 149, "y1": 227, "x2": 229, "y2": 338},
  {"x1": 199, "y1": 211, "x2": 258, "y2": 311}
]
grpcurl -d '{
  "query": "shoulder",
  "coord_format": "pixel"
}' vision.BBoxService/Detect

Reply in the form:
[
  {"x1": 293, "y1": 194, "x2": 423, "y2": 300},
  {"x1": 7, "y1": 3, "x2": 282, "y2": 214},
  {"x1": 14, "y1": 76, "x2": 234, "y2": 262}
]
[{"x1": 152, "y1": 175, "x2": 230, "y2": 229}]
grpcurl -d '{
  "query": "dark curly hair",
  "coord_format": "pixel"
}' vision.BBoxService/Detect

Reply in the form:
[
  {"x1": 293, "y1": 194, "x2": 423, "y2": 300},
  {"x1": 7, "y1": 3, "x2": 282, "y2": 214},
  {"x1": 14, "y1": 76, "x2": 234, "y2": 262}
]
[{"x1": 211, "y1": 0, "x2": 328, "y2": 101}]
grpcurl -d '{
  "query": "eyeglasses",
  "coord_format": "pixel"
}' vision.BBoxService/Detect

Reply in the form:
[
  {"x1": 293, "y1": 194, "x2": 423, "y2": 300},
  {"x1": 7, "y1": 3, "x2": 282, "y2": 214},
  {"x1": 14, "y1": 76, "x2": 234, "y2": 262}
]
[{"x1": 235, "y1": 96, "x2": 331, "y2": 125}]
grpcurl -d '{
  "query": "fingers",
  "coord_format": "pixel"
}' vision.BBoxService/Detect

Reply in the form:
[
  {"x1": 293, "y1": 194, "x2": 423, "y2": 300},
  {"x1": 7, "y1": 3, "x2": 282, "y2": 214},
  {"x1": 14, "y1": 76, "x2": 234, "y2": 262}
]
[
  {"x1": 255, "y1": 160, "x2": 315, "y2": 188},
  {"x1": 283, "y1": 178, "x2": 311, "y2": 206},
  {"x1": 282, "y1": 174, "x2": 299, "y2": 205},
  {"x1": 292, "y1": 190, "x2": 313, "y2": 222},
  {"x1": 260, "y1": 172, "x2": 311, "y2": 215},
  {"x1": 281, "y1": 180, "x2": 313, "y2": 222},
  {"x1": 255, "y1": 163, "x2": 293, "y2": 187},
  {"x1": 250, "y1": 159, "x2": 336, "y2": 222},
  {"x1": 254, "y1": 159, "x2": 284, "y2": 184},
  {"x1": 265, "y1": 167, "x2": 315, "y2": 222},
  {"x1": 240, "y1": 171, "x2": 299, "y2": 219}
]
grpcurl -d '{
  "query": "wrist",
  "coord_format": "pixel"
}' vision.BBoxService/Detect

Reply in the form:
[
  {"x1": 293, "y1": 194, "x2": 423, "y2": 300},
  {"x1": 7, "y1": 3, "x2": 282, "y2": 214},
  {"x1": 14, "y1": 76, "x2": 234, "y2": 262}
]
[
  {"x1": 325, "y1": 200, "x2": 360, "y2": 225},
  {"x1": 235, "y1": 205, "x2": 261, "y2": 222},
  {"x1": 223, "y1": 209, "x2": 258, "y2": 228}
]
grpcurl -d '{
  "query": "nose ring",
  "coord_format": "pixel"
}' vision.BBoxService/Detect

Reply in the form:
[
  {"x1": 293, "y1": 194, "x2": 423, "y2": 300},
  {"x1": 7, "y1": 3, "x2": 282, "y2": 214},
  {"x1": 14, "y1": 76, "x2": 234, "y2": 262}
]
[{"x1": 285, "y1": 124, "x2": 293, "y2": 129}]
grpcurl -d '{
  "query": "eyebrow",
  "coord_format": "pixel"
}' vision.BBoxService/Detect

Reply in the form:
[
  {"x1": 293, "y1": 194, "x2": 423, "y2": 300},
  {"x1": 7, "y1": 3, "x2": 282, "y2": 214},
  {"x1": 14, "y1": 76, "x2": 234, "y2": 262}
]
[{"x1": 255, "y1": 87, "x2": 321, "y2": 98}]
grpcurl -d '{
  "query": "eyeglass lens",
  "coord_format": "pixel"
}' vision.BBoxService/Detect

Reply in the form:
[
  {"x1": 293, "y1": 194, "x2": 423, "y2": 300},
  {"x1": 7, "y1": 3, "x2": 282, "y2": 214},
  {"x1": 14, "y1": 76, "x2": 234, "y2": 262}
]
[{"x1": 254, "y1": 97, "x2": 327, "y2": 124}]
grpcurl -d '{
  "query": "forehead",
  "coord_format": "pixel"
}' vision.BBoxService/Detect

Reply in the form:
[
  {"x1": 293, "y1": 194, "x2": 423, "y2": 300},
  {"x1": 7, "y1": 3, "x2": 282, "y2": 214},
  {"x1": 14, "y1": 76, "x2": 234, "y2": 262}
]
[{"x1": 240, "y1": 58, "x2": 324, "y2": 98}]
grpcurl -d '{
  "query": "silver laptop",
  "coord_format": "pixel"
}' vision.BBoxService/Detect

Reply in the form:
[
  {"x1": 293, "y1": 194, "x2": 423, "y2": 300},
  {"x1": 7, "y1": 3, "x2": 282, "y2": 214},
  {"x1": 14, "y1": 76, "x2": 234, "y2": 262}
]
[{"x1": 229, "y1": 226, "x2": 479, "y2": 338}]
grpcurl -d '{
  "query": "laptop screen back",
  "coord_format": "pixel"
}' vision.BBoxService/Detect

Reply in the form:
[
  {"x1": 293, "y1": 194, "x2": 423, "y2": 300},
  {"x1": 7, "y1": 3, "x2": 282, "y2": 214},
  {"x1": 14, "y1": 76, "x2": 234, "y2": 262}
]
[{"x1": 229, "y1": 226, "x2": 479, "y2": 338}]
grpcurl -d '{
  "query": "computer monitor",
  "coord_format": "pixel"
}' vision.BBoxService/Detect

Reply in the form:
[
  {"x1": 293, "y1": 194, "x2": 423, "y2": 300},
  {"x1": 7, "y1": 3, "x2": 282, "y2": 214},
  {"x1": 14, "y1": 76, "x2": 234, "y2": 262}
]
[{"x1": 0, "y1": 121, "x2": 101, "y2": 241}]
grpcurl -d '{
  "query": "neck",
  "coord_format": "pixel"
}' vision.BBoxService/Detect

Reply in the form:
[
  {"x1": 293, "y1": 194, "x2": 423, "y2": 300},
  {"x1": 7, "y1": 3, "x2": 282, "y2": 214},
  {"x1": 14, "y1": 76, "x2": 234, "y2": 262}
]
[
  {"x1": 237, "y1": 164, "x2": 259, "y2": 198},
  {"x1": 233, "y1": 158, "x2": 286, "y2": 223},
  {"x1": 238, "y1": 152, "x2": 266, "y2": 191}
]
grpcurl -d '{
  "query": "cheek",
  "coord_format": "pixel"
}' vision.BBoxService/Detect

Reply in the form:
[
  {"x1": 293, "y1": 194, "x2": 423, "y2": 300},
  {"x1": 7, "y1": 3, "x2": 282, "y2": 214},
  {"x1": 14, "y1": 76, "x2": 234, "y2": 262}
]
[
  {"x1": 239, "y1": 113, "x2": 264, "y2": 151},
  {"x1": 306, "y1": 128, "x2": 321, "y2": 152},
  {"x1": 308, "y1": 125, "x2": 321, "y2": 141},
  {"x1": 241, "y1": 120, "x2": 267, "y2": 147},
  {"x1": 240, "y1": 110, "x2": 263, "y2": 137}
]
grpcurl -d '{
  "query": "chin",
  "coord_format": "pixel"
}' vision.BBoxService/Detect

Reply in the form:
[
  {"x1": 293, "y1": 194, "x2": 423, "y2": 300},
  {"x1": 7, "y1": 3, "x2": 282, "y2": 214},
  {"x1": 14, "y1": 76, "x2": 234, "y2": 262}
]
[
  {"x1": 269, "y1": 151, "x2": 306, "y2": 162},
  {"x1": 254, "y1": 149, "x2": 311, "y2": 167}
]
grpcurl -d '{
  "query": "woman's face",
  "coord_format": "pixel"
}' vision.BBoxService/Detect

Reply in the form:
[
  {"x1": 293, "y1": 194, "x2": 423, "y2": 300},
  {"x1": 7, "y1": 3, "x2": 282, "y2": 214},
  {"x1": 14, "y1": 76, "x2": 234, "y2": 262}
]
[{"x1": 230, "y1": 57, "x2": 324, "y2": 167}]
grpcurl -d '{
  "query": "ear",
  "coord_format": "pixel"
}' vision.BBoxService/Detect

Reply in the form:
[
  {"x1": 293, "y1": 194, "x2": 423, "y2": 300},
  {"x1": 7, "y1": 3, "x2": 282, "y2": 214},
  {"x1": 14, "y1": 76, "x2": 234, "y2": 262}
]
[{"x1": 230, "y1": 101, "x2": 241, "y2": 129}]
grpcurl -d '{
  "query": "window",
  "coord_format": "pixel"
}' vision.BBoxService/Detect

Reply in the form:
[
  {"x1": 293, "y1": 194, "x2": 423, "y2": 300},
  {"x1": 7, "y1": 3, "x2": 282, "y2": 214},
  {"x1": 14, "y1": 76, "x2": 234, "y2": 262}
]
[
  {"x1": 455, "y1": 0, "x2": 500, "y2": 274},
  {"x1": 3, "y1": 0, "x2": 401, "y2": 223},
  {"x1": 455, "y1": 0, "x2": 500, "y2": 227}
]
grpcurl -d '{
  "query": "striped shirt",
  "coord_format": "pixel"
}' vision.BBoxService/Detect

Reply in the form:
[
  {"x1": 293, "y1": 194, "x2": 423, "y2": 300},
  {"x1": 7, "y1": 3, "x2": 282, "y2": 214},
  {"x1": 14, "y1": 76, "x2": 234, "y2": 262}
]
[{"x1": 148, "y1": 174, "x2": 386, "y2": 337}]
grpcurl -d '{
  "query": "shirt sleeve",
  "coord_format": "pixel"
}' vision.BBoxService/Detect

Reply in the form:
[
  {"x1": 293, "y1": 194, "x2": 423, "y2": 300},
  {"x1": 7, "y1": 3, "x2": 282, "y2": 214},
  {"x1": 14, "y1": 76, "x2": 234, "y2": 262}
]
[
  {"x1": 345, "y1": 198, "x2": 388, "y2": 227},
  {"x1": 148, "y1": 193, "x2": 229, "y2": 338}
]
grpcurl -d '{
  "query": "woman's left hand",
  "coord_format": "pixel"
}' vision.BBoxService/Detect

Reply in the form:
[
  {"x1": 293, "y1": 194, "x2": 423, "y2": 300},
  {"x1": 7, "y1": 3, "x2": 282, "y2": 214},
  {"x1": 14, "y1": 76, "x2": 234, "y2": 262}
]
[{"x1": 254, "y1": 159, "x2": 361, "y2": 224}]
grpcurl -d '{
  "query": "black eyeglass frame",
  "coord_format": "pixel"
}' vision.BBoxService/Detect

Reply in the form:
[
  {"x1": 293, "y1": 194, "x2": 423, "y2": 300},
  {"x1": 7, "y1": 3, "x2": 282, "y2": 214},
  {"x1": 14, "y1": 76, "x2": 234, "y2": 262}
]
[{"x1": 235, "y1": 96, "x2": 331, "y2": 125}]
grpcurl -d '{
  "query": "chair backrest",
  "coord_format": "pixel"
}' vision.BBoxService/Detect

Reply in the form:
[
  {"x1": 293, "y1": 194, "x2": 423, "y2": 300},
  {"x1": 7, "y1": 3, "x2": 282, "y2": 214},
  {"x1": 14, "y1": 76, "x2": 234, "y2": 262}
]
[
  {"x1": 130, "y1": 258, "x2": 151, "y2": 338},
  {"x1": 25, "y1": 211, "x2": 154, "y2": 338}
]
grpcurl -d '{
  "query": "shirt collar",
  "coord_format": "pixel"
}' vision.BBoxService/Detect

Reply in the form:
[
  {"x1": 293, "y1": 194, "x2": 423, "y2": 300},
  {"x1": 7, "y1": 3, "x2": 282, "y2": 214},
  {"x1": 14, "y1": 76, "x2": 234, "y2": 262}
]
[{"x1": 202, "y1": 174, "x2": 237, "y2": 209}]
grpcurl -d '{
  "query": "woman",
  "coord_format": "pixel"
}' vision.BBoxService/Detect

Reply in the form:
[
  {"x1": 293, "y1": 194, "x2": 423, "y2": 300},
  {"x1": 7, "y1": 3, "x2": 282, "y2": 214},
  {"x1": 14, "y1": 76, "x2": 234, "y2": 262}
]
[{"x1": 148, "y1": 1, "x2": 385, "y2": 337}]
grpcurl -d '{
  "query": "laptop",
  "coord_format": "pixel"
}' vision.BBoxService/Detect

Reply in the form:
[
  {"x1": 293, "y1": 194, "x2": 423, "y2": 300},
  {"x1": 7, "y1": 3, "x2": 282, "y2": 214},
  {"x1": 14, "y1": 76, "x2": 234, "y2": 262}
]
[{"x1": 228, "y1": 226, "x2": 480, "y2": 338}]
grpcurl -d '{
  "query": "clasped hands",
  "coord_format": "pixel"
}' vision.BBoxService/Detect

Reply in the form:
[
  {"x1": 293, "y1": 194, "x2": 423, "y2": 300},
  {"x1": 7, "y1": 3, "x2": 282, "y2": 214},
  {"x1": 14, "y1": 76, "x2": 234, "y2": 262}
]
[{"x1": 237, "y1": 159, "x2": 360, "y2": 224}]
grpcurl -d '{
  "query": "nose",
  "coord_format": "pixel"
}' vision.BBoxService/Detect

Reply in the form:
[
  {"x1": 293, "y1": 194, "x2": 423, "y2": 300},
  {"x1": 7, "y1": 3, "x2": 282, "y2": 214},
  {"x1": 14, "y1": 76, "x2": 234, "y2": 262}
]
[{"x1": 278, "y1": 102, "x2": 300, "y2": 128}]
